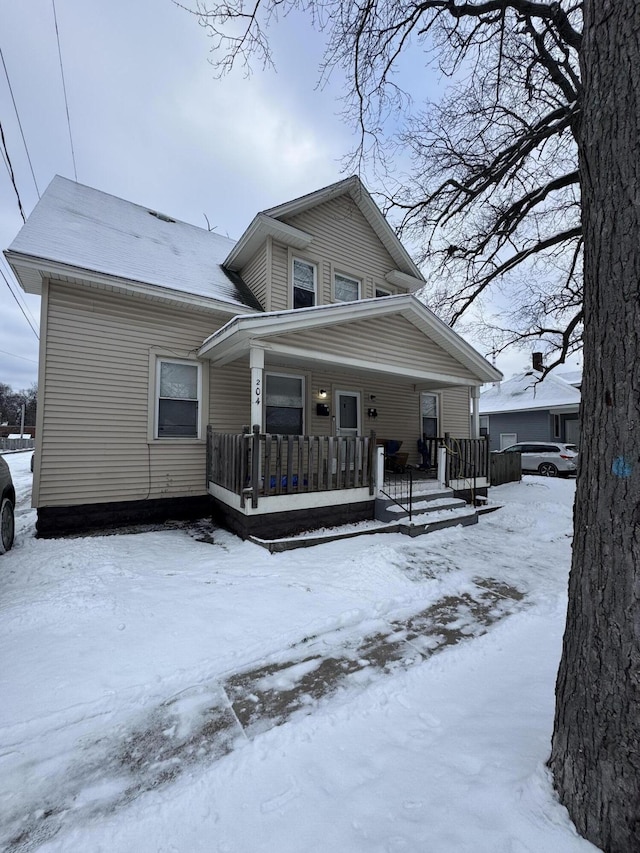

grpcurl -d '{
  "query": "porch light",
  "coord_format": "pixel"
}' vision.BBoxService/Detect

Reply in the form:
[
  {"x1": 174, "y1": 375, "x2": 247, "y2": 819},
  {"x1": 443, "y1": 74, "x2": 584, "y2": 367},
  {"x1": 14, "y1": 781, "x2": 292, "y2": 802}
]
[{"x1": 319, "y1": 389, "x2": 327, "y2": 398}]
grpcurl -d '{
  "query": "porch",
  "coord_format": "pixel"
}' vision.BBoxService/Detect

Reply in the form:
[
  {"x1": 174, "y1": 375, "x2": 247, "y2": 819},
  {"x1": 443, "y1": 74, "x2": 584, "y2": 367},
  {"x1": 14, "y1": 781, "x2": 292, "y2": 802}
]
[{"x1": 206, "y1": 427, "x2": 490, "y2": 539}]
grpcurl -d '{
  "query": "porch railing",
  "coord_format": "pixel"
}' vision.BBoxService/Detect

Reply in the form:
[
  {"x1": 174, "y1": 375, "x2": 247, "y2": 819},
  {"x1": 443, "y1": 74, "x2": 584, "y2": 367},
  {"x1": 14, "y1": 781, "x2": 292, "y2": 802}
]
[
  {"x1": 442, "y1": 435, "x2": 490, "y2": 485},
  {"x1": 207, "y1": 426, "x2": 377, "y2": 509}
]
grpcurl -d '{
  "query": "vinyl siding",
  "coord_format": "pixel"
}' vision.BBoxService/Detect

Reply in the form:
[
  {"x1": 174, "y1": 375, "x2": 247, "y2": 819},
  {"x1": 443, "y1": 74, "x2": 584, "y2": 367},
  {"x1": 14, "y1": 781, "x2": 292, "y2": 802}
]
[
  {"x1": 440, "y1": 386, "x2": 472, "y2": 436},
  {"x1": 260, "y1": 364, "x2": 471, "y2": 467},
  {"x1": 269, "y1": 196, "x2": 405, "y2": 310},
  {"x1": 275, "y1": 314, "x2": 478, "y2": 381},
  {"x1": 485, "y1": 410, "x2": 552, "y2": 452},
  {"x1": 239, "y1": 244, "x2": 268, "y2": 310},
  {"x1": 38, "y1": 281, "x2": 228, "y2": 507}
]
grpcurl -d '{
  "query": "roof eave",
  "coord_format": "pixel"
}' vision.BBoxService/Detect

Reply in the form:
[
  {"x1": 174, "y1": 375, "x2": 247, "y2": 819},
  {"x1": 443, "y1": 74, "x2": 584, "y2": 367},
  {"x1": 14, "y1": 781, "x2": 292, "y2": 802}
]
[
  {"x1": 4, "y1": 250, "x2": 258, "y2": 316},
  {"x1": 223, "y1": 214, "x2": 313, "y2": 271}
]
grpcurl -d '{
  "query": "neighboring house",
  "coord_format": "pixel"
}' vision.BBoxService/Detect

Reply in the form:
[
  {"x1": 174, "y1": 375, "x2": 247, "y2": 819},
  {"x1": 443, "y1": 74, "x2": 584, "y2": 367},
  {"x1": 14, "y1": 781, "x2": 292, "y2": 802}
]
[
  {"x1": 479, "y1": 367, "x2": 581, "y2": 452},
  {"x1": 6, "y1": 175, "x2": 501, "y2": 538}
]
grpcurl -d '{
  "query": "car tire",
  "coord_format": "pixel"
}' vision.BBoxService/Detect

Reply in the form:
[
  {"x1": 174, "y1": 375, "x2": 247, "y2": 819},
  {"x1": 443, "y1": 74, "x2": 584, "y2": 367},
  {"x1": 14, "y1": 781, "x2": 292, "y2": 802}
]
[
  {"x1": 0, "y1": 496, "x2": 15, "y2": 554},
  {"x1": 538, "y1": 462, "x2": 558, "y2": 477}
]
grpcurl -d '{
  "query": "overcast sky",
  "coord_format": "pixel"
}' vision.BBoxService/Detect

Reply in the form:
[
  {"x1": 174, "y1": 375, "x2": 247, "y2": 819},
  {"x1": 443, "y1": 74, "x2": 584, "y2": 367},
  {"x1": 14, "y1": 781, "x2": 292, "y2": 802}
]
[{"x1": 0, "y1": 0, "x2": 575, "y2": 392}]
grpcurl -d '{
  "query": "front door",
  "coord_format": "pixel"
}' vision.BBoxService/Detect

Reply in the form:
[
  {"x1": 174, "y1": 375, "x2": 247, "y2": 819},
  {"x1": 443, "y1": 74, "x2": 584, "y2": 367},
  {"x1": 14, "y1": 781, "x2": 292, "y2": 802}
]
[{"x1": 336, "y1": 390, "x2": 360, "y2": 437}]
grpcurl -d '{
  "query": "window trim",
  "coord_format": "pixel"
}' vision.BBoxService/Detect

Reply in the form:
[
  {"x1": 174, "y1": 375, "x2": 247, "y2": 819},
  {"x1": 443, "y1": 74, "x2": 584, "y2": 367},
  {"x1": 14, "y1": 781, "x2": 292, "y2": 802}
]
[
  {"x1": 264, "y1": 370, "x2": 306, "y2": 435},
  {"x1": 149, "y1": 352, "x2": 208, "y2": 442},
  {"x1": 419, "y1": 391, "x2": 441, "y2": 439},
  {"x1": 291, "y1": 255, "x2": 318, "y2": 310},
  {"x1": 333, "y1": 271, "x2": 361, "y2": 303}
]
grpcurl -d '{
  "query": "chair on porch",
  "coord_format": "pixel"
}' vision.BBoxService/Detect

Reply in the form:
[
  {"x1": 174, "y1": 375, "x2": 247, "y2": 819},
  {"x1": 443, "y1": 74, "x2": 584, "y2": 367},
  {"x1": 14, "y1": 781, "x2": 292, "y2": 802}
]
[{"x1": 381, "y1": 439, "x2": 409, "y2": 474}]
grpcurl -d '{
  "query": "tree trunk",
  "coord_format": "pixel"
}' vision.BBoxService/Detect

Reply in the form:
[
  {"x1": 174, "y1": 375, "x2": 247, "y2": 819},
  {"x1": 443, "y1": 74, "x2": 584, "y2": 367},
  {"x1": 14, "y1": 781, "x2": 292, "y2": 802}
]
[{"x1": 549, "y1": 2, "x2": 640, "y2": 851}]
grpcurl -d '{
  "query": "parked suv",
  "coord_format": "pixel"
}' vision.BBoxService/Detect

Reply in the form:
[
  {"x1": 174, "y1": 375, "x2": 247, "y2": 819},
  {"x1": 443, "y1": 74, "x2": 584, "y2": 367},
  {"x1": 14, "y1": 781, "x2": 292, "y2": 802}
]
[
  {"x1": 498, "y1": 441, "x2": 579, "y2": 477},
  {"x1": 0, "y1": 456, "x2": 16, "y2": 553}
]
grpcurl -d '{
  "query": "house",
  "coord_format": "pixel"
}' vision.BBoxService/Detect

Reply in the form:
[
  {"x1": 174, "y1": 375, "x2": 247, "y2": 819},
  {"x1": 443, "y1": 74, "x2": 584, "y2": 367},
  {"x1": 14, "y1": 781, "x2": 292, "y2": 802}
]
[
  {"x1": 479, "y1": 362, "x2": 581, "y2": 452},
  {"x1": 5, "y1": 175, "x2": 501, "y2": 539}
]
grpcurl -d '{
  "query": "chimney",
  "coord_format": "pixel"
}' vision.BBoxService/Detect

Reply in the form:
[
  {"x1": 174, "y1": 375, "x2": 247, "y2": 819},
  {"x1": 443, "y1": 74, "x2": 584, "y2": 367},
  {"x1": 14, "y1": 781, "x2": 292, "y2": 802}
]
[{"x1": 532, "y1": 352, "x2": 544, "y2": 372}]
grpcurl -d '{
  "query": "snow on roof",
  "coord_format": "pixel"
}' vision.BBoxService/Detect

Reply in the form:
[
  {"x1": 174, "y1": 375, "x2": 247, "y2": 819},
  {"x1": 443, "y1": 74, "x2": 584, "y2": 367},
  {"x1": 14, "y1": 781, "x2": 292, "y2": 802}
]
[
  {"x1": 480, "y1": 370, "x2": 581, "y2": 414},
  {"x1": 8, "y1": 176, "x2": 259, "y2": 310},
  {"x1": 555, "y1": 370, "x2": 582, "y2": 388}
]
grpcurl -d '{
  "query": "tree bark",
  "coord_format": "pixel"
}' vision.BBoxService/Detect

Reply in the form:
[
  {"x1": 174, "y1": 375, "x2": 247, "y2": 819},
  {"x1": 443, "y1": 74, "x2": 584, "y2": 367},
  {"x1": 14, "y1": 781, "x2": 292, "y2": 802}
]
[{"x1": 549, "y1": 2, "x2": 640, "y2": 851}]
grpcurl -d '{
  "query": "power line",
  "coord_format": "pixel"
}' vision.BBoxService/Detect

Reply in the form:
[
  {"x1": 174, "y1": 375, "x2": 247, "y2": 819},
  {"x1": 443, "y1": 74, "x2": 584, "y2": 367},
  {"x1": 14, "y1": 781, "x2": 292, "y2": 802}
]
[
  {"x1": 0, "y1": 119, "x2": 26, "y2": 222},
  {"x1": 0, "y1": 255, "x2": 39, "y2": 332},
  {"x1": 51, "y1": 0, "x2": 77, "y2": 181},
  {"x1": 0, "y1": 268, "x2": 39, "y2": 340},
  {"x1": 0, "y1": 43, "x2": 40, "y2": 198},
  {"x1": 0, "y1": 347, "x2": 38, "y2": 365}
]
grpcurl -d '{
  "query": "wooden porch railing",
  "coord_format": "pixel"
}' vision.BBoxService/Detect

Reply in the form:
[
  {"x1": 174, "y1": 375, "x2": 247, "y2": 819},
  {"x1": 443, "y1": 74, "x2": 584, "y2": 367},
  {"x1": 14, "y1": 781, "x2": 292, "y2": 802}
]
[
  {"x1": 442, "y1": 435, "x2": 490, "y2": 485},
  {"x1": 207, "y1": 427, "x2": 377, "y2": 509}
]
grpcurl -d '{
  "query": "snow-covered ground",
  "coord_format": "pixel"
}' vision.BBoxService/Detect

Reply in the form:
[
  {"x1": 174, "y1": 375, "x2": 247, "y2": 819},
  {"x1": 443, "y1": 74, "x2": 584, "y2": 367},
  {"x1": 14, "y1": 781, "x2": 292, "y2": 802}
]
[{"x1": 1, "y1": 451, "x2": 599, "y2": 852}]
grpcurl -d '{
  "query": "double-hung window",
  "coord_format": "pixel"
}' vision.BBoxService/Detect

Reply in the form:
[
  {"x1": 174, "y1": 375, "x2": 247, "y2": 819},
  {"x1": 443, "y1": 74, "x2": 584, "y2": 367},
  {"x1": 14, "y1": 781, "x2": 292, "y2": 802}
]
[
  {"x1": 334, "y1": 272, "x2": 360, "y2": 302},
  {"x1": 265, "y1": 373, "x2": 304, "y2": 435},
  {"x1": 156, "y1": 358, "x2": 201, "y2": 438},
  {"x1": 292, "y1": 258, "x2": 316, "y2": 309}
]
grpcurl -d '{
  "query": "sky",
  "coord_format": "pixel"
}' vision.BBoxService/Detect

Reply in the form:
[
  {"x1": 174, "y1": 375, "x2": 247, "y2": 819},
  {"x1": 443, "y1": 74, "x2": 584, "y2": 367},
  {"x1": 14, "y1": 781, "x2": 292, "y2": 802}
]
[{"x1": 0, "y1": 0, "x2": 581, "y2": 391}]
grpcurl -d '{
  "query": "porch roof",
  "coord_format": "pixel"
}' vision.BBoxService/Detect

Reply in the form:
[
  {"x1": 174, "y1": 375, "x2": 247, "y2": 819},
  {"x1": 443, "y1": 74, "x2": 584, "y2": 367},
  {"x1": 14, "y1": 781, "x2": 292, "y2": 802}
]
[{"x1": 198, "y1": 294, "x2": 502, "y2": 386}]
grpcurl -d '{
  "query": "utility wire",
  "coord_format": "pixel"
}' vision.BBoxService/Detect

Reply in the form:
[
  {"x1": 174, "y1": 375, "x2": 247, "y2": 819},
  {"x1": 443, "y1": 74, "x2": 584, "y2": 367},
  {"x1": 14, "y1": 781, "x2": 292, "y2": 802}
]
[
  {"x1": 51, "y1": 0, "x2": 77, "y2": 181},
  {"x1": 0, "y1": 347, "x2": 38, "y2": 365},
  {"x1": 0, "y1": 119, "x2": 26, "y2": 221},
  {"x1": 0, "y1": 43, "x2": 40, "y2": 198},
  {"x1": 1, "y1": 268, "x2": 39, "y2": 339},
  {"x1": 0, "y1": 255, "x2": 39, "y2": 332}
]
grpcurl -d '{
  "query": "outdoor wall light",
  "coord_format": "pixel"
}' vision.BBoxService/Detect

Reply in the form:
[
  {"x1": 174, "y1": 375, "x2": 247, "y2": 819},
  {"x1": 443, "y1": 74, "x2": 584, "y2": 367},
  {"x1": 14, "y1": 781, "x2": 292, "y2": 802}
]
[{"x1": 319, "y1": 389, "x2": 327, "y2": 398}]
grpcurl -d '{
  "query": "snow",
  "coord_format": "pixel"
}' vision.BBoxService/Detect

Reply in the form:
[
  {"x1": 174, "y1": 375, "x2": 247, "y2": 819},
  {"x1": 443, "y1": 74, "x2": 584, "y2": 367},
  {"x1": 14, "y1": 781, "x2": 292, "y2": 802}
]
[
  {"x1": 0, "y1": 450, "x2": 600, "y2": 852},
  {"x1": 7, "y1": 176, "x2": 254, "y2": 309},
  {"x1": 480, "y1": 370, "x2": 581, "y2": 414}
]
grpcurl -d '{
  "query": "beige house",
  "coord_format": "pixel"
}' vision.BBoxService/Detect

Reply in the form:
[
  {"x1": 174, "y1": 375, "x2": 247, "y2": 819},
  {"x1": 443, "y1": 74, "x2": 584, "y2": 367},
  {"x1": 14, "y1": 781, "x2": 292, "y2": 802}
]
[{"x1": 5, "y1": 175, "x2": 501, "y2": 538}]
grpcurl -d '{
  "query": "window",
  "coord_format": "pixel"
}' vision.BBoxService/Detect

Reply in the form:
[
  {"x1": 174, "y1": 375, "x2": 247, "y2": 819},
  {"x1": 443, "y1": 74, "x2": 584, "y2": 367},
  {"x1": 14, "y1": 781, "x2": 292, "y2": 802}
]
[
  {"x1": 156, "y1": 359, "x2": 201, "y2": 438},
  {"x1": 421, "y1": 393, "x2": 439, "y2": 438},
  {"x1": 293, "y1": 258, "x2": 316, "y2": 309},
  {"x1": 479, "y1": 415, "x2": 489, "y2": 437},
  {"x1": 375, "y1": 286, "x2": 392, "y2": 298},
  {"x1": 266, "y1": 373, "x2": 304, "y2": 435},
  {"x1": 334, "y1": 272, "x2": 360, "y2": 302}
]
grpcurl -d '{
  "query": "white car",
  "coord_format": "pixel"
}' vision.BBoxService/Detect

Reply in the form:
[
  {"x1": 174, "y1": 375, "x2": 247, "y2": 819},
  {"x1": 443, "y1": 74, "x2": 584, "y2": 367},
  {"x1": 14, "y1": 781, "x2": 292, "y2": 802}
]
[{"x1": 498, "y1": 441, "x2": 579, "y2": 477}]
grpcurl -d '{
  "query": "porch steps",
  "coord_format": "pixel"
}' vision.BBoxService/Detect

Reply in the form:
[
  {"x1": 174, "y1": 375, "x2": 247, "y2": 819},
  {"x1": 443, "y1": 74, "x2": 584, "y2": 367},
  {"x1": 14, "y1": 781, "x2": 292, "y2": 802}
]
[{"x1": 249, "y1": 490, "x2": 488, "y2": 552}]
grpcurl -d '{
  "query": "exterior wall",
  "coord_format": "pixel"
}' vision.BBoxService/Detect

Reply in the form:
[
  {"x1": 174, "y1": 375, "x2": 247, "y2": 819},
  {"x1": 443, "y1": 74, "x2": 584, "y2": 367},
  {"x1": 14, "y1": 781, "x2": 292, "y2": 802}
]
[
  {"x1": 484, "y1": 410, "x2": 552, "y2": 451},
  {"x1": 270, "y1": 196, "x2": 407, "y2": 310},
  {"x1": 37, "y1": 280, "x2": 228, "y2": 508},
  {"x1": 239, "y1": 243, "x2": 268, "y2": 310},
  {"x1": 440, "y1": 386, "x2": 472, "y2": 437},
  {"x1": 275, "y1": 314, "x2": 478, "y2": 381}
]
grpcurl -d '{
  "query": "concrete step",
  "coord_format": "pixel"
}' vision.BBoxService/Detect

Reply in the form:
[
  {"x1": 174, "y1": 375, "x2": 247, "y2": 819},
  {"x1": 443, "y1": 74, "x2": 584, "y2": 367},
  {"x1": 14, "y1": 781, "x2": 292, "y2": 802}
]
[{"x1": 375, "y1": 495, "x2": 466, "y2": 523}]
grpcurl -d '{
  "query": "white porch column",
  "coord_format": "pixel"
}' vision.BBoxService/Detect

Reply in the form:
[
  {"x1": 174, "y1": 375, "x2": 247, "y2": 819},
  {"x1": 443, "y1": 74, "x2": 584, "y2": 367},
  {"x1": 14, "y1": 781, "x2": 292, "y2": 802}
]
[
  {"x1": 471, "y1": 385, "x2": 481, "y2": 438},
  {"x1": 250, "y1": 345, "x2": 265, "y2": 431}
]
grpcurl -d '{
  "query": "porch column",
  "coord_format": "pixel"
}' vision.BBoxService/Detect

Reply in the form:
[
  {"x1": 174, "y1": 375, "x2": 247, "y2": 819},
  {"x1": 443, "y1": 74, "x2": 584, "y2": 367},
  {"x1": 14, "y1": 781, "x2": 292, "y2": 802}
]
[
  {"x1": 471, "y1": 386, "x2": 481, "y2": 438},
  {"x1": 250, "y1": 345, "x2": 265, "y2": 431}
]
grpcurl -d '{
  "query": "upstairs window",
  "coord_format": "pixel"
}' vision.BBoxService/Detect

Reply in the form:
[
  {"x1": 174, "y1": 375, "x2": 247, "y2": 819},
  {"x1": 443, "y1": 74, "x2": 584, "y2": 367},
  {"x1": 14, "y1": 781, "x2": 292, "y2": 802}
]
[
  {"x1": 375, "y1": 285, "x2": 392, "y2": 298},
  {"x1": 334, "y1": 272, "x2": 360, "y2": 302},
  {"x1": 293, "y1": 258, "x2": 316, "y2": 309},
  {"x1": 156, "y1": 359, "x2": 201, "y2": 438}
]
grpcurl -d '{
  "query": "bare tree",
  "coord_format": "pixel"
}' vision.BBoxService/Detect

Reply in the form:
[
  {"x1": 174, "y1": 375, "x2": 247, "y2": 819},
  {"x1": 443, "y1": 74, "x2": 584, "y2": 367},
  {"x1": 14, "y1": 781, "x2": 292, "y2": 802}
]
[
  {"x1": 186, "y1": 3, "x2": 640, "y2": 847},
  {"x1": 185, "y1": 0, "x2": 583, "y2": 368}
]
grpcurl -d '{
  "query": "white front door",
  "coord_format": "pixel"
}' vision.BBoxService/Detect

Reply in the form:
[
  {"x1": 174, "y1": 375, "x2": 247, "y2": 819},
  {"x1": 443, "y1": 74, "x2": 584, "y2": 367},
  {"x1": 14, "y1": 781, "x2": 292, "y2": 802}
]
[{"x1": 336, "y1": 390, "x2": 361, "y2": 437}]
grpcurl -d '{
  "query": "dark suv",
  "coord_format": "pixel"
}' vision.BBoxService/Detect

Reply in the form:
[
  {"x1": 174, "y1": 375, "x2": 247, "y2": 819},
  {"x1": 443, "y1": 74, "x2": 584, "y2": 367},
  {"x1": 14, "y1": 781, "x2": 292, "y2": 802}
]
[{"x1": 0, "y1": 456, "x2": 16, "y2": 553}]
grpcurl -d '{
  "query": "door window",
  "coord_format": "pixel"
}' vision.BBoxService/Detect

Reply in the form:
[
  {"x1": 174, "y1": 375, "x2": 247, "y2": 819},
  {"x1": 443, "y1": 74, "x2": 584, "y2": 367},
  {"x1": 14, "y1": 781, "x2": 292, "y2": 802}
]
[{"x1": 336, "y1": 391, "x2": 360, "y2": 436}]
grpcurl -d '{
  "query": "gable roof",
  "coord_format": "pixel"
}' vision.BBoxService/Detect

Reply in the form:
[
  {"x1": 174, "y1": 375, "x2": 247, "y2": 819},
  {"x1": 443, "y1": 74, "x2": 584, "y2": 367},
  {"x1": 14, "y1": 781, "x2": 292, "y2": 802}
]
[
  {"x1": 480, "y1": 370, "x2": 581, "y2": 414},
  {"x1": 224, "y1": 176, "x2": 425, "y2": 287},
  {"x1": 5, "y1": 176, "x2": 262, "y2": 312},
  {"x1": 199, "y1": 293, "x2": 502, "y2": 385}
]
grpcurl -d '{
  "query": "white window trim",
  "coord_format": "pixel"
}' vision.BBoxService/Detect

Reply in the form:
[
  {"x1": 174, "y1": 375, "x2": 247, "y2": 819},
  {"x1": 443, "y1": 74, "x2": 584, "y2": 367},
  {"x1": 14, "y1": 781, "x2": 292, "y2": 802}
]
[
  {"x1": 333, "y1": 271, "x2": 361, "y2": 303},
  {"x1": 264, "y1": 370, "x2": 306, "y2": 435},
  {"x1": 148, "y1": 352, "x2": 208, "y2": 442},
  {"x1": 419, "y1": 391, "x2": 441, "y2": 438},
  {"x1": 291, "y1": 255, "x2": 318, "y2": 310}
]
